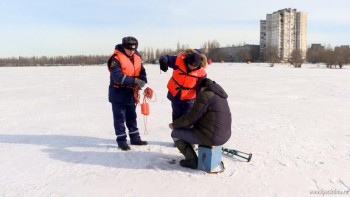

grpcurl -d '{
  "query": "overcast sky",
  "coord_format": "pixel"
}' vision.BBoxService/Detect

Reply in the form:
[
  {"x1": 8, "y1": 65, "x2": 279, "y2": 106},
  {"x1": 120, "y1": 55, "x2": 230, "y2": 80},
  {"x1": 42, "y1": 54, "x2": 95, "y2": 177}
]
[{"x1": 0, "y1": 0, "x2": 349, "y2": 57}]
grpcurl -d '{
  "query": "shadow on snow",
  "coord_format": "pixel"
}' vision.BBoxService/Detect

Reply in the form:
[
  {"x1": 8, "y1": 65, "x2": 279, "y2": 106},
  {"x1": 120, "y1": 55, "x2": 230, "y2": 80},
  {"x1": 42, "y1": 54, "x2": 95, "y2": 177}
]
[{"x1": 0, "y1": 134, "x2": 184, "y2": 171}]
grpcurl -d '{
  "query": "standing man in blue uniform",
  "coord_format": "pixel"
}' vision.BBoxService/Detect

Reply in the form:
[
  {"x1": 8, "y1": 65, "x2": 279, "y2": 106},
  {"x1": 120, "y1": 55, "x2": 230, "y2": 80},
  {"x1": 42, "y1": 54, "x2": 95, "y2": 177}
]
[{"x1": 107, "y1": 36, "x2": 148, "y2": 151}]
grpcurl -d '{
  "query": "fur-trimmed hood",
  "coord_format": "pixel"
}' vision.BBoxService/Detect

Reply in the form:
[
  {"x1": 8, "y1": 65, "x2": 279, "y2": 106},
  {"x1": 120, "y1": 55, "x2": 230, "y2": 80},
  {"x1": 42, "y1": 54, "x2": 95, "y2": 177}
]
[{"x1": 184, "y1": 49, "x2": 207, "y2": 68}]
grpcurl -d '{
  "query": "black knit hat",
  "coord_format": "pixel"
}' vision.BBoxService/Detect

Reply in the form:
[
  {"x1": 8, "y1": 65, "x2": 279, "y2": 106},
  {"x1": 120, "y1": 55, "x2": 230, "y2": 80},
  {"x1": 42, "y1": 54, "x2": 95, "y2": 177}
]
[
  {"x1": 199, "y1": 78, "x2": 214, "y2": 88},
  {"x1": 187, "y1": 53, "x2": 201, "y2": 67},
  {"x1": 122, "y1": 36, "x2": 138, "y2": 50}
]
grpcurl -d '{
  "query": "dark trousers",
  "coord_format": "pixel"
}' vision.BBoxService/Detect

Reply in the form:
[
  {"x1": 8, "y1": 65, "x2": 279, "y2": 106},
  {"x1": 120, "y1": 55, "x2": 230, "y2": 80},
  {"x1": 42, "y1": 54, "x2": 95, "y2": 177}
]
[
  {"x1": 111, "y1": 103, "x2": 140, "y2": 143},
  {"x1": 171, "y1": 128, "x2": 202, "y2": 144}
]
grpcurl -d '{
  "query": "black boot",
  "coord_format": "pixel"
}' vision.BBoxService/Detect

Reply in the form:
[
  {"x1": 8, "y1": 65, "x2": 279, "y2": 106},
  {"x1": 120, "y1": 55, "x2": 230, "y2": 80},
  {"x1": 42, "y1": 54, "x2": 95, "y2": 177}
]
[
  {"x1": 179, "y1": 159, "x2": 198, "y2": 169},
  {"x1": 131, "y1": 140, "x2": 148, "y2": 145},
  {"x1": 118, "y1": 142, "x2": 131, "y2": 151},
  {"x1": 130, "y1": 135, "x2": 148, "y2": 145},
  {"x1": 174, "y1": 140, "x2": 198, "y2": 169}
]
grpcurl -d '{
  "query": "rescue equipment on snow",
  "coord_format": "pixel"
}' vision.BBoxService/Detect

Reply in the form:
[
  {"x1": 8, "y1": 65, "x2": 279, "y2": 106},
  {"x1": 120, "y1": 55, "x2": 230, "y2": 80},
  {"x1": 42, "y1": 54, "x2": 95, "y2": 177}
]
[
  {"x1": 222, "y1": 147, "x2": 252, "y2": 162},
  {"x1": 141, "y1": 87, "x2": 153, "y2": 116},
  {"x1": 141, "y1": 102, "x2": 149, "y2": 116},
  {"x1": 139, "y1": 86, "x2": 156, "y2": 135}
]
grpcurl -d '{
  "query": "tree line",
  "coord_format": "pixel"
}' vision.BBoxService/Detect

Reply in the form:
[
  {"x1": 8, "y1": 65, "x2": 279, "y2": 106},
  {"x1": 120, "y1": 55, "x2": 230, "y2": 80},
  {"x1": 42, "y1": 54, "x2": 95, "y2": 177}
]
[
  {"x1": 0, "y1": 40, "x2": 229, "y2": 66},
  {"x1": 307, "y1": 45, "x2": 350, "y2": 68},
  {"x1": 0, "y1": 55, "x2": 109, "y2": 67},
  {"x1": 1, "y1": 41, "x2": 349, "y2": 67},
  {"x1": 263, "y1": 44, "x2": 350, "y2": 68},
  {"x1": 140, "y1": 40, "x2": 222, "y2": 63}
]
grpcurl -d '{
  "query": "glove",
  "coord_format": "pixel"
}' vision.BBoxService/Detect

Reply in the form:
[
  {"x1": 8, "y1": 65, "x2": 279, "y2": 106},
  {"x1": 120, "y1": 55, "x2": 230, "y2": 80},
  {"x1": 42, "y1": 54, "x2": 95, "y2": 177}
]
[
  {"x1": 159, "y1": 58, "x2": 168, "y2": 72},
  {"x1": 134, "y1": 79, "x2": 146, "y2": 89}
]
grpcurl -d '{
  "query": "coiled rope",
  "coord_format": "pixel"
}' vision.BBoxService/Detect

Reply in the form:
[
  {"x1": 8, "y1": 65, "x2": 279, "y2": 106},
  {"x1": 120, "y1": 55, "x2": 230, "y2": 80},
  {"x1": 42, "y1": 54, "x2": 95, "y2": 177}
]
[{"x1": 134, "y1": 87, "x2": 156, "y2": 135}]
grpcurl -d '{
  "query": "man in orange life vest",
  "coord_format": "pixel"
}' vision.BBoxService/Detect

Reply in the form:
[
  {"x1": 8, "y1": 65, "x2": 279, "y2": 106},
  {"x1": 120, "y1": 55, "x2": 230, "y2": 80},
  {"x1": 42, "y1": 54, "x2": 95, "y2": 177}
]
[
  {"x1": 107, "y1": 36, "x2": 148, "y2": 151},
  {"x1": 159, "y1": 49, "x2": 207, "y2": 121}
]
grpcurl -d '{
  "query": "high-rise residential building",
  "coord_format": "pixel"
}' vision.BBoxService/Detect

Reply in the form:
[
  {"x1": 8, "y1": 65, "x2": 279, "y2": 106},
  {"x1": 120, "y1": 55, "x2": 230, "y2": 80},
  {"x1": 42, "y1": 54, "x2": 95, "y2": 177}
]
[{"x1": 260, "y1": 8, "x2": 307, "y2": 60}]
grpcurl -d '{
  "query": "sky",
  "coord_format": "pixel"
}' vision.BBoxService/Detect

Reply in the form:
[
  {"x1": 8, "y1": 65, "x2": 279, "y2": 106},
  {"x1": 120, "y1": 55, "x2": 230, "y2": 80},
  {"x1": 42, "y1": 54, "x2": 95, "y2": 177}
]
[{"x1": 0, "y1": 0, "x2": 349, "y2": 57}]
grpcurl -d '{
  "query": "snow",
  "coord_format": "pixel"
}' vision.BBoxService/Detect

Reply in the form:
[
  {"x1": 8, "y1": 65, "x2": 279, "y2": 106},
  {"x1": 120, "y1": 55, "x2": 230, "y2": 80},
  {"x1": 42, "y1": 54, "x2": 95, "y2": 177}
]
[{"x1": 0, "y1": 63, "x2": 349, "y2": 197}]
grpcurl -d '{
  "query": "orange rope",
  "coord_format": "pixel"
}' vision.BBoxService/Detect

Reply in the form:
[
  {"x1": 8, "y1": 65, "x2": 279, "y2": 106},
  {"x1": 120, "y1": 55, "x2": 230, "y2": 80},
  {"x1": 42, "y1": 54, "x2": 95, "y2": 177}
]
[
  {"x1": 143, "y1": 87, "x2": 156, "y2": 102},
  {"x1": 133, "y1": 86, "x2": 156, "y2": 104},
  {"x1": 143, "y1": 115, "x2": 148, "y2": 135},
  {"x1": 141, "y1": 87, "x2": 156, "y2": 135}
]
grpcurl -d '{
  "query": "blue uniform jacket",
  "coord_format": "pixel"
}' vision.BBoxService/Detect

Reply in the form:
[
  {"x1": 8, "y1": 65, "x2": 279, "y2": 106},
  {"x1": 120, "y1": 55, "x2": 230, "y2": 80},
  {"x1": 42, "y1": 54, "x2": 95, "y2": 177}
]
[{"x1": 108, "y1": 44, "x2": 147, "y2": 105}]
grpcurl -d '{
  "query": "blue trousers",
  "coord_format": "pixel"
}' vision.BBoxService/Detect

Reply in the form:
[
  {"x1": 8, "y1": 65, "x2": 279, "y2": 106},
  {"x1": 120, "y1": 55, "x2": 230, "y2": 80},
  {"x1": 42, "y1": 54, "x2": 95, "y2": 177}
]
[{"x1": 111, "y1": 103, "x2": 140, "y2": 143}]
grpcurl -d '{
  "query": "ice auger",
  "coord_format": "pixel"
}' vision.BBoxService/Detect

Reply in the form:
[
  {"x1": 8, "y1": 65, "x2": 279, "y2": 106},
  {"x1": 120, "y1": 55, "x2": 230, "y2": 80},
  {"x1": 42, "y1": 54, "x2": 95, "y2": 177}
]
[{"x1": 222, "y1": 147, "x2": 252, "y2": 162}]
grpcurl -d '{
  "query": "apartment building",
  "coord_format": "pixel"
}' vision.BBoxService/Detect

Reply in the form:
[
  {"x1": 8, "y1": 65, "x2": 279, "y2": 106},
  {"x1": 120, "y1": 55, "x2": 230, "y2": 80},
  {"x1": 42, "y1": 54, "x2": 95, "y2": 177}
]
[{"x1": 260, "y1": 8, "x2": 307, "y2": 60}]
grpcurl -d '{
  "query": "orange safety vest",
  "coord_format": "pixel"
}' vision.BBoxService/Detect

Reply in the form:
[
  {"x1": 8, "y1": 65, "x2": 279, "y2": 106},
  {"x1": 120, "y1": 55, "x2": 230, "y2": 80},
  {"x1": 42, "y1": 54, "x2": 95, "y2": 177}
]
[
  {"x1": 107, "y1": 49, "x2": 142, "y2": 86},
  {"x1": 167, "y1": 54, "x2": 206, "y2": 100}
]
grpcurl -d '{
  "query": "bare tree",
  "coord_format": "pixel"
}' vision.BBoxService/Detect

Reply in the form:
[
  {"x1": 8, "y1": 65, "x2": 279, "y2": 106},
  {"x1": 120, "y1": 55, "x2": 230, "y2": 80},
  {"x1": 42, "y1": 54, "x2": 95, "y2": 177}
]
[
  {"x1": 150, "y1": 47, "x2": 155, "y2": 63},
  {"x1": 334, "y1": 46, "x2": 350, "y2": 69},
  {"x1": 180, "y1": 44, "x2": 189, "y2": 51},
  {"x1": 208, "y1": 40, "x2": 220, "y2": 49},
  {"x1": 323, "y1": 48, "x2": 336, "y2": 68},
  {"x1": 176, "y1": 41, "x2": 181, "y2": 54},
  {"x1": 290, "y1": 49, "x2": 303, "y2": 68},
  {"x1": 147, "y1": 47, "x2": 152, "y2": 63},
  {"x1": 155, "y1": 49, "x2": 160, "y2": 60},
  {"x1": 208, "y1": 48, "x2": 226, "y2": 62},
  {"x1": 263, "y1": 45, "x2": 279, "y2": 67},
  {"x1": 307, "y1": 46, "x2": 324, "y2": 64},
  {"x1": 206, "y1": 40, "x2": 221, "y2": 61},
  {"x1": 139, "y1": 50, "x2": 146, "y2": 59},
  {"x1": 200, "y1": 41, "x2": 208, "y2": 56},
  {"x1": 153, "y1": 48, "x2": 177, "y2": 59},
  {"x1": 238, "y1": 48, "x2": 251, "y2": 62}
]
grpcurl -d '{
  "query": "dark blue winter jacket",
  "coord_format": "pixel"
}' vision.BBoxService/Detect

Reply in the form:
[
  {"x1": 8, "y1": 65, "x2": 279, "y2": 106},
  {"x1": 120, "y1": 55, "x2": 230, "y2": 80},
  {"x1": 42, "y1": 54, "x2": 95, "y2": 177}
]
[
  {"x1": 108, "y1": 44, "x2": 147, "y2": 105},
  {"x1": 172, "y1": 81, "x2": 232, "y2": 146}
]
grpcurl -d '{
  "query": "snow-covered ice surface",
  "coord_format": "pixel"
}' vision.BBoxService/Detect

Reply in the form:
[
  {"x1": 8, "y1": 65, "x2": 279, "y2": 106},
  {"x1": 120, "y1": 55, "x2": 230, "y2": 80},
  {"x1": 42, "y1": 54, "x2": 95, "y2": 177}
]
[{"x1": 0, "y1": 63, "x2": 349, "y2": 197}]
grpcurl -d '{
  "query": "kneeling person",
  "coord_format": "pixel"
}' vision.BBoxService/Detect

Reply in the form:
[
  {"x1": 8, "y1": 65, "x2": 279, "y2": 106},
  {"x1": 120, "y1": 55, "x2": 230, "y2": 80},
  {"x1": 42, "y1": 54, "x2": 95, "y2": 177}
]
[{"x1": 169, "y1": 78, "x2": 232, "y2": 169}]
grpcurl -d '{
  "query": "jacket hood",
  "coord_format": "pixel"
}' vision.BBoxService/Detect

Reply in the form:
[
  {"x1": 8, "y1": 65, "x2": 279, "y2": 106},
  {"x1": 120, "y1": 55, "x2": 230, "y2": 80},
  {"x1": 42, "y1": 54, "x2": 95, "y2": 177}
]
[
  {"x1": 115, "y1": 44, "x2": 125, "y2": 52},
  {"x1": 184, "y1": 48, "x2": 207, "y2": 68},
  {"x1": 205, "y1": 82, "x2": 228, "y2": 99}
]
